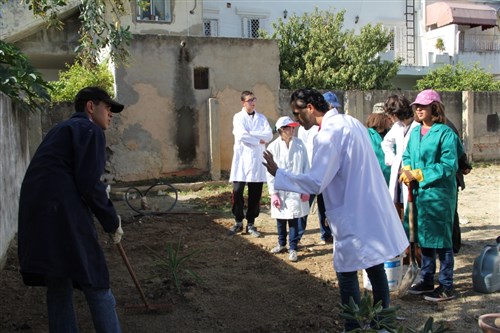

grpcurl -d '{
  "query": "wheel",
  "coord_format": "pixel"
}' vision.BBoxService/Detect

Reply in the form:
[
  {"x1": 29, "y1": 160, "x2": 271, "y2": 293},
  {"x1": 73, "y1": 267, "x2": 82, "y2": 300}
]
[
  {"x1": 142, "y1": 183, "x2": 178, "y2": 214},
  {"x1": 124, "y1": 187, "x2": 146, "y2": 215}
]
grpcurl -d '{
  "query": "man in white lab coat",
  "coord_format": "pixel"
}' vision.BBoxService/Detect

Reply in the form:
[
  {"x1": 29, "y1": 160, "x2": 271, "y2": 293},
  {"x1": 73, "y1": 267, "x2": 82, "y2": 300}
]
[
  {"x1": 228, "y1": 91, "x2": 273, "y2": 237},
  {"x1": 296, "y1": 91, "x2": 339, "y2": 245},
  {"x1": 263, "y1": 88, "x2": 408, "y2": 332}
]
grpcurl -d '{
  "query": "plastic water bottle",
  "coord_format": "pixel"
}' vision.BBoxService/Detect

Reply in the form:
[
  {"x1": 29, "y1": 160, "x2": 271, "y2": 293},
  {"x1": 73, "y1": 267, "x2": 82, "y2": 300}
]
[{"x1": 472, "y1": 238, "x2": 500, "y2": 294}]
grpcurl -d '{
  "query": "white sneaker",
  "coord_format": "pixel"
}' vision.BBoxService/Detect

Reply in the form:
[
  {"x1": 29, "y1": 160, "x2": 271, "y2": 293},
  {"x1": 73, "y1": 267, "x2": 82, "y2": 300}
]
[
  {"x1": 246, "y1": 225, "x2": 262, "y2": 238},
  {"x1": 288, "y1": 250, "x2": 298, "y2": 262},
  {"x1": 270, "y1": 244, "x2": 287, "y2": 254}
]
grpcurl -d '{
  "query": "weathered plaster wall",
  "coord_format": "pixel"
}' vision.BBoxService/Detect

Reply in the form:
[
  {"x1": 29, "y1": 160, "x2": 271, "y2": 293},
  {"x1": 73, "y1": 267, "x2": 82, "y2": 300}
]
[
  {"x1": 0, "y1": 94, "x2": 30, "y2": 268},
  {"x1": 110, "y1": 35, "x2": 281, "y2": 182},
  {"x1": 472, "y1": 92, "x2": 500, "y2": 161}
]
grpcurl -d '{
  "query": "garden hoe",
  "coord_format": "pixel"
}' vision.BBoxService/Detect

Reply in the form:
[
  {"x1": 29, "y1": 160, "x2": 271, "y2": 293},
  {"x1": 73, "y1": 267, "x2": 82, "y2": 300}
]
[
  {"x1": 398, "y1": 181, "x2": 420, "y2": 297},
  {"x1": 116, "y1": 242, "x2": 173, "y2": 313}
]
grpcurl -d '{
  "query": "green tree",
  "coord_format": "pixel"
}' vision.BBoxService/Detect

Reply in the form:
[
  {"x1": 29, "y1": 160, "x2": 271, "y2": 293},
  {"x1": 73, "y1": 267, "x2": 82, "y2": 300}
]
[
  {"x1": 0, "y1": 40, "x2": 51, "y2": 112},
  {"x1": 261, "y1": 9, "x2": 402, "y2": 90},
  {"x1": 416, "y1": 62, "x2": 500, "y2": 91}
]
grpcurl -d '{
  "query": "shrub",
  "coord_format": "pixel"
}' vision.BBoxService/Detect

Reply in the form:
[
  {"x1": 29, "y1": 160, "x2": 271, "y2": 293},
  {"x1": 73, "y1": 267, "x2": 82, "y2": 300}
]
[{"x1": 49, "y1": 60, "x2": 115, "y2": 102}]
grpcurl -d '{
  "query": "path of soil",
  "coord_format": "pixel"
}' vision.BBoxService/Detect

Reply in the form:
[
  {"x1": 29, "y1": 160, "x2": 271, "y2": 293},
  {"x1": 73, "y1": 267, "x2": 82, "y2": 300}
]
[{"x1": 0, "y1": 163, "x2": 499, "y2": 332}]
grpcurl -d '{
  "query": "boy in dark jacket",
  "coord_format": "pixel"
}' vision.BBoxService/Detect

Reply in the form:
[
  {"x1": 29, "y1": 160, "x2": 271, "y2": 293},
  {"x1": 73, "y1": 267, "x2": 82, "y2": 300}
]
[{"x1": 18, "y1": 87, "x2": 124, "y2": 332}]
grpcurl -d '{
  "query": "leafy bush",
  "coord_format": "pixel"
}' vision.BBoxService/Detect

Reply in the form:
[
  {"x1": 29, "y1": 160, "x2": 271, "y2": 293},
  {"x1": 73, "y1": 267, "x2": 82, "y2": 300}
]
[
  {"x1": 0, "y1": 40, "x2": 51, "y2": 112},
  {"x1": 339, "y1": 292, "x2": 401, "y2": 332},
  {"x1": 49, "y1": 60, "x2": 115, "y2": 102},
  {"x1": 416, "y1": 62, "x2": 500, "y2": 92}
]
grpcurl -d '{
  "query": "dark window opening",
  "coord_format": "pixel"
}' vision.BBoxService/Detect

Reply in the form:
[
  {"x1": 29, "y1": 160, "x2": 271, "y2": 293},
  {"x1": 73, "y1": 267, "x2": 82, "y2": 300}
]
[
  {"x1": 486, "y1": 113, "x2": 499, "y2": 132},
  {"x1": 194, "y1": 68, "x2": 209, "y2": 90}
]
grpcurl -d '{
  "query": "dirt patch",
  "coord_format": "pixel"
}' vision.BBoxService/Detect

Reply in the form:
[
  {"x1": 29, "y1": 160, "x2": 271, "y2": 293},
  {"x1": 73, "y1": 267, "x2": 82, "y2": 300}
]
[{"x1": 1, "y1": 164, "x2": 499, "y2": 332}]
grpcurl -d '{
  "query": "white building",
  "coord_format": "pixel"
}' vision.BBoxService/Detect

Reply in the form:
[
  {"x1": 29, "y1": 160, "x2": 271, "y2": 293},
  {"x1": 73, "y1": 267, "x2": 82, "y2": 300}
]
[{"x1": 1, "y1": 0, "x2": 499, "y2": 88}]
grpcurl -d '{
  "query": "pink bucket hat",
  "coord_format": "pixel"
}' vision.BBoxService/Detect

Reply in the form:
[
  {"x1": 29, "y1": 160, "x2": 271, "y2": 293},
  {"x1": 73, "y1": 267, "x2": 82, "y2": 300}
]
[{"x1": 411, "y1": 89, "x2": 441, "y2": 106}]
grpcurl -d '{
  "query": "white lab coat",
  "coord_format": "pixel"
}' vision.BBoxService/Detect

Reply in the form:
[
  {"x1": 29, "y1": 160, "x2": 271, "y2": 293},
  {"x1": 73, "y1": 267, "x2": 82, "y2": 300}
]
[
  {"x1": 297, "y1": 125, "x2": 318, "y2": 167},
  {"x1": 266, "y1": 137, "x2": 310, "y2": 219},
  {"x1": 381, "y1": 120, "x2": 419, "y2": 209},
  {"x1": 297, "y1": 107, "x2": 339, "y2": 172},
  {"x1": 229, "y1": 108, "x2": 273, "y2": 182},
  {"x1": 273, "y1": 111, "x2": 409, "y2": 272}
]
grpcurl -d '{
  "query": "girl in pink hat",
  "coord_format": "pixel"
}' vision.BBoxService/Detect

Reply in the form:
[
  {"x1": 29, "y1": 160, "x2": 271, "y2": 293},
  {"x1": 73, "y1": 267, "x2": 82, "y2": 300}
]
[{"x1": 400, "y1": 89, "x2": 464, "y2": 302}]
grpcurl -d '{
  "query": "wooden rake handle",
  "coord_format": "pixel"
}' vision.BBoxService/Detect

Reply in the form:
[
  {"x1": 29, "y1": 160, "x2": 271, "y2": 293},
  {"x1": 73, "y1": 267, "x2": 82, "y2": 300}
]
[{"x1": 116, "y1": 242, "x2": 152, "y2": 309}]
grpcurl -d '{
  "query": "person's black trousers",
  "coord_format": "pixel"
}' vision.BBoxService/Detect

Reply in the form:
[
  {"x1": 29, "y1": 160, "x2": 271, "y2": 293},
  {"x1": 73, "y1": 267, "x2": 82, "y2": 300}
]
[{"x1": 231, "y1": 181, "x2": 263, "y2": 225}]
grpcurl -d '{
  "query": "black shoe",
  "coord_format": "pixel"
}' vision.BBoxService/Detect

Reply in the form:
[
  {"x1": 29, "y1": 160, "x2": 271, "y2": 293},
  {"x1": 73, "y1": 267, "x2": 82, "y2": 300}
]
[
  {"x1": 408, "y1": 281, "x2": 434, "y2": 295},
  {"x1": 318, "y1": 236, "x2": 333, "y2": 245},
  {"x1": 424, "y1": 286, "x2": 455, "y2": 302},
  {"x1": 227, "y1": 223, "x2": 243, "y2": 236}
]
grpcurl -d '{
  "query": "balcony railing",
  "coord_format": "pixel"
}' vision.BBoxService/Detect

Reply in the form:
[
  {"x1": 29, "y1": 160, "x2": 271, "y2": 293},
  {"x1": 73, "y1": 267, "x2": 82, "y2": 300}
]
[{"x1": 459, "y1": 34, "x2": 500, "y2": 52}]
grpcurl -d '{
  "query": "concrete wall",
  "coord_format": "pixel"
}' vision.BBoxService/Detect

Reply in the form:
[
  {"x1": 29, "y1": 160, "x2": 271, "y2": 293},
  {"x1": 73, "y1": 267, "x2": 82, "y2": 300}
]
[
  {"x1": 279, "y1": 90, "x2": 465, "y2": 132},
  {"x1": 0, "y1": 0, "x2": 79, "y2": 43},
  {"x1": 12, "y1": 14, "x2": 81, "y2": 81},
  {"x1": 110, "y1": 35, "x2": 281, "y2": 182},
  {"x1": 0, "y1": 94, "x2": 30, "y2": 268}
]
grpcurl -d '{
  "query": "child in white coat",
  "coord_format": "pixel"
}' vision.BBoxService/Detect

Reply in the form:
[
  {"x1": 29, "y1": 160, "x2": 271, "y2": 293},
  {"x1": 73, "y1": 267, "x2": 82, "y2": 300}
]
[
  {"x1": 381, "y1": 95, "x2": 418, "y2": 219},
  {"x1": 266, "y1": 116, "x2": 310, "y2": 262}
]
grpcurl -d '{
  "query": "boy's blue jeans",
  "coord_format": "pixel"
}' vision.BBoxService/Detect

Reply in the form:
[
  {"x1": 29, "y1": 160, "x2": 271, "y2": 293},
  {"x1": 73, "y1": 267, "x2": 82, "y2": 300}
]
[
  {"x1": 46, "y1": 277, "x2": 122, "y2": 333},
  {"x1": 420, "y1": 247, "x2": 454, "y2": 289},
  {"x1": 336, "y1": 263, "x2": 390, "y2": 332}
]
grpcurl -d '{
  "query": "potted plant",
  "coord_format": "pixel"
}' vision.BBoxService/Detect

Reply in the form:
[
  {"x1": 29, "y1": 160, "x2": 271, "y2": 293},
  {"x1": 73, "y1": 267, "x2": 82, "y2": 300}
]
[{"x1": 435, "y1": 38, "x2": 446, "y2": 53}]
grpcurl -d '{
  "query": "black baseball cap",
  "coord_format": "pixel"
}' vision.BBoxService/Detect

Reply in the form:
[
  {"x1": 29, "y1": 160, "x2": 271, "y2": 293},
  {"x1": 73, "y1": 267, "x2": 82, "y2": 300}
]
[{"x1": 75, "y1": 87, "x2": 124, "y2": 113}]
